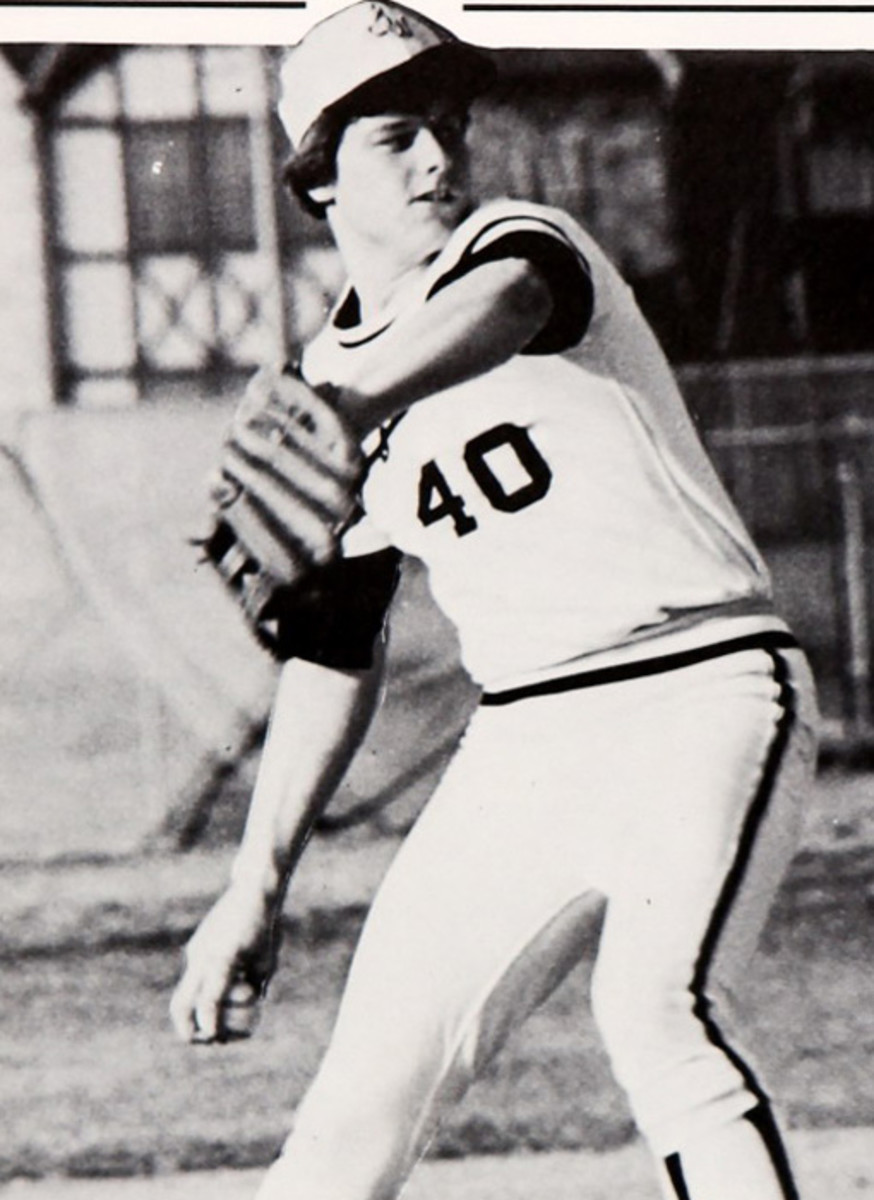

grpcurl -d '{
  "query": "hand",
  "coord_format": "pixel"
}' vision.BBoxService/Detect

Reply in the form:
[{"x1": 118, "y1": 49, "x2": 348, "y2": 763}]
[{"x1": 170, "y1": 886, "x2": 281, "y2": 1045}]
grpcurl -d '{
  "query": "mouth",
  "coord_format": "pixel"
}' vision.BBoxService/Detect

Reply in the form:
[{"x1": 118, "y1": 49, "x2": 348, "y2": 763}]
[{"x1": 413, "y1": 187, "x2": 458, "y2": 205}]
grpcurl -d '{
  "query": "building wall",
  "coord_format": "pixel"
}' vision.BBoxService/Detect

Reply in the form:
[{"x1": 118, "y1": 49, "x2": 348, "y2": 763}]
[
  {"x1": 473, "y1": 86, "x2": 676, "y2": 281},
  {"x1": 0, "y1": 60, "x2": 52, "y2": 412},
  {"x1": 32, "y1": 47, "x2": 676, "y2": 404}
]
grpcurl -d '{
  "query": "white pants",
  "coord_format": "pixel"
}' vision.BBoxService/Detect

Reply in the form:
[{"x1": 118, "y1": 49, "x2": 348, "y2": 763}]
[{"x1": 257, "y1": 641, "x2": 818, "y2": 1200}]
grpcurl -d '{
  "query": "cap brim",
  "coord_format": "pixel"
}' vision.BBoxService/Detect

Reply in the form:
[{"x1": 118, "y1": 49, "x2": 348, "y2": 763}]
[{"x1": 321, "y1": 42, "x2": 497, "y2": 132}]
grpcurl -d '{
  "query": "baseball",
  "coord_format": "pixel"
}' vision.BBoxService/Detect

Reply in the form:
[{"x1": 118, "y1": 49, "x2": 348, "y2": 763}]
[{"x1": 220, "y1": 980, "x2": 260, "y2": 1040}]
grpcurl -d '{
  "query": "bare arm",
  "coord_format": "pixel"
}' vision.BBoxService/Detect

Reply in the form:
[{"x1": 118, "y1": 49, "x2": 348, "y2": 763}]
[
  {"x1": 231, "y1": 651, "x2": 384, "y2": 897},
  {"x1": 170, "y1": 647, "x2": 385, "y2": 1043},
  {"x1": 318, "y1": 257, "x2": 554, "y2": 437}
]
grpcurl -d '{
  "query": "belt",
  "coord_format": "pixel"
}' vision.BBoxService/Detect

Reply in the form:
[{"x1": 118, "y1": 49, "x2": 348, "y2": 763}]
[{"x1": 480, "y1": 630, "x2": 800, "y2": 707}]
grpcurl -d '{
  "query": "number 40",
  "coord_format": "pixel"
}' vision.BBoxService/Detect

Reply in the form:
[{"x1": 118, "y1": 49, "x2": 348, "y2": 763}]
[{"x1": 417, "y1": 422, "x2": 552, "y2": 538}]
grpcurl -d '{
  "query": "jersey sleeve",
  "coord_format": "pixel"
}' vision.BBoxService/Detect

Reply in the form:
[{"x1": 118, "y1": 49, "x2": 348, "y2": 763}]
[
  {"x1": 427, "y1": 212, "x2": 594, "y2": 355},
  {"x1": 262, "y1": 547, "x2": 402, "y2": 670}
]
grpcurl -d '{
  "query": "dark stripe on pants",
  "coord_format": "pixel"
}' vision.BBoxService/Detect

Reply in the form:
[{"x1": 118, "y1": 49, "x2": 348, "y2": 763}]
[
  {"x1": 666, "y1": 646, "x2": 800, "y2": 1200},
  {"x1": 665, "y1": 1152, "x2": 692, "y2": 1200}
]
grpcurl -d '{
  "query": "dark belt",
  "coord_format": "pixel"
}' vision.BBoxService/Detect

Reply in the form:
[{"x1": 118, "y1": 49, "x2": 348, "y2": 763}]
[{"x1": 480, "y1": 630, "x2": 800, "y2": 707}]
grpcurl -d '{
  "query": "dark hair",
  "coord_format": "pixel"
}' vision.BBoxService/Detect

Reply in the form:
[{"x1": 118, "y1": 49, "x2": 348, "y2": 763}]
[
  {"x1": 281, "y1": 43, "x2": 496, "y2": 221},
  {"x1": 282, "y1": 109, "x2": 348, "y2": 221}
]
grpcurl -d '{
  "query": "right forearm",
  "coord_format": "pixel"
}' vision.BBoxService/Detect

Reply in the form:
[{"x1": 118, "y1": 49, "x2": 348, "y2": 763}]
[
  {"x1": 306, "y1": 258, "x2": 553, "y2": 437},
  {"x1": 172, "y1": 650, "x2": 385, "y2": 1045},
  {"x1": 229, "y1": 653, "x2": 384, "y2": 903}
]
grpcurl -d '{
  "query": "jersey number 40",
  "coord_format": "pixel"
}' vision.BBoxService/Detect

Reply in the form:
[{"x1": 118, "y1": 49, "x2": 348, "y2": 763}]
[{"x1": 417, "y1": 422, "x2": 552, "y2": 538}]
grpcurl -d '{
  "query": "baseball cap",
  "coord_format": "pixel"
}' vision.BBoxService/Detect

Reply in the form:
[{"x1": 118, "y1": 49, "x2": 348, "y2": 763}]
[{"x1": 278, "y1": 2, "x2": 495, "y2": 149}]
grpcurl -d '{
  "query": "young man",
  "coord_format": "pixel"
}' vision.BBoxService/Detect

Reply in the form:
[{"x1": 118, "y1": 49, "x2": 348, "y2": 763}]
[{"x1": 171, "y1": 5, "x2": 819, "y2": 1199}]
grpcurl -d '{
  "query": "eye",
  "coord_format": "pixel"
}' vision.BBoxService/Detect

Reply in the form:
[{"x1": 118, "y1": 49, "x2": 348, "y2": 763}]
[{"x1": 375, "y1": 126, "x2": 417, "y2": 152}]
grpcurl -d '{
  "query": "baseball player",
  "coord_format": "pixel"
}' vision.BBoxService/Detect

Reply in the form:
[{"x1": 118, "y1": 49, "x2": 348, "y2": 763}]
[{"x1": 170, "y1": 5, "x2": 819, "y2": 1200}]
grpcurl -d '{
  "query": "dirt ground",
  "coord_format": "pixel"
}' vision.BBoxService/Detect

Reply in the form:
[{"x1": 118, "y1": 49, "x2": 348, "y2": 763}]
[{"x1": 3, "y1": 1129, "x2": 873, "y2": 1200}]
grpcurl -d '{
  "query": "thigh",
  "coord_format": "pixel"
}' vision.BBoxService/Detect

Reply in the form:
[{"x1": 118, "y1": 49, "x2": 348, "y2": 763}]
[
  {"x1": 594, "y1": 645, "x2": 817, "y2": 1017},
  {"x1": 323, "y1": 701, "x2": 601, "y2": 1079}
]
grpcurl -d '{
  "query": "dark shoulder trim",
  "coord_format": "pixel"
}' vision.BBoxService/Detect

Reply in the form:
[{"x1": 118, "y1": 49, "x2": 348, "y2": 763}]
[{"x1": 427, "y1": 220, "x2": 594, "y2": 355}]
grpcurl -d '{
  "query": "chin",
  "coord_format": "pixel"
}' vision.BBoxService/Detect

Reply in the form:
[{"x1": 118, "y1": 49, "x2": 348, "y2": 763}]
[
  {"x1": 424, "y1": 200, "x2": 469, "y2": 239},
  {"x1": 389, "y1": 202, "x2": 471, "y2": 270},
  {"x1": 440, "y1": 192, "x2": 472, "y2": 223}
]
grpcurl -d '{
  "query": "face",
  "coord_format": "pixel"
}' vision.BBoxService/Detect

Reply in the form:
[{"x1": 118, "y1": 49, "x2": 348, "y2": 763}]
[{"x1": 313, "y1": 98, "x2": 472, "y2": 274}]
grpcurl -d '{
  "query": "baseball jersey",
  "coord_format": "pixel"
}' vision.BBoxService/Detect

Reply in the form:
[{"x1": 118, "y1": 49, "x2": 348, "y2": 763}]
[{"x1": 303, "y1": 198, "x2": 786, "y2": 692}]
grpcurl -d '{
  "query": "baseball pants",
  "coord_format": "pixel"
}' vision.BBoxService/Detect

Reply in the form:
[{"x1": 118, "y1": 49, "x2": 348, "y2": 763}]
[{"x1": 256, "y1": 638, "x2": 818, "y2": 1200}]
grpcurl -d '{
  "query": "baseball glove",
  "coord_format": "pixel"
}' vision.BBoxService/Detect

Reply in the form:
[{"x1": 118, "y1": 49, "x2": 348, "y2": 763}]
[{"x1": 196, "y1": 363, "x2": 365, "y2": 652}]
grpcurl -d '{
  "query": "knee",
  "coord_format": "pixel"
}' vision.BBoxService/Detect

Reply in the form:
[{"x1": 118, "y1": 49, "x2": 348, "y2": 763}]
[
  {"x1": 263, "y1": 1071, "x2": 420, "y2": 1200},
  {"x1": 291, "y1": 1060, "x2": 418, "y2": 1147},
  {"x1": 590, "y1": 961, "x2": 666, "y2": 1049},
  {"x1": 590, "y1": 964, "x2": 761, "y2": 1153},
  {"x1": 590, "y1": 962, "x2": 700, "y2": 1086},
  {"x1": 284, "y1": 1040, "x2": 449, "y2": 1170}
]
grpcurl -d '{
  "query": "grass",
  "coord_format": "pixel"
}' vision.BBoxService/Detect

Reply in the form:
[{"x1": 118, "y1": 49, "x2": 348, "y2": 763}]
[{"x1": 2, "y1": 844, "x2": 874, "y2": 1184}]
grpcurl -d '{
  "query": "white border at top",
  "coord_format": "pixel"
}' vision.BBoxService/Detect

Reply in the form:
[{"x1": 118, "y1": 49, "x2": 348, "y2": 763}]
[{"x1": 0, "y1": 0, "x2": 872, "y2": 50}]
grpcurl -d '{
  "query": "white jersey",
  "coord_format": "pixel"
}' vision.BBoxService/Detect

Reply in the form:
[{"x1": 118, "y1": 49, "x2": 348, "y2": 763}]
[{"x1": 304, "y1": 199, "x2": 785, "y2": 691}]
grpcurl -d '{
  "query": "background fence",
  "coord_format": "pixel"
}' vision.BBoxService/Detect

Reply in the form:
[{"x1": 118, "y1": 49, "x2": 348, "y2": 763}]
[{"x1": 680, "y1": 353, "x2": 874, "y2": 749}]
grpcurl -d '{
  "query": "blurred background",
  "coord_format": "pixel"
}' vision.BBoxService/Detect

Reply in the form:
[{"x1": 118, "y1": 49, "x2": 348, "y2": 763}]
[{"x1": 2, "y1": 43, "x2": 874, "y2": 1188}]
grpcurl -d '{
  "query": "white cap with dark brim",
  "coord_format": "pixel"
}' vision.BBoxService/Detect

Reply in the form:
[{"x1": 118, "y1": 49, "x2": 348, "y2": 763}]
[{"x1": 278, "y1": 2, "x2": 495, "y2": 150}]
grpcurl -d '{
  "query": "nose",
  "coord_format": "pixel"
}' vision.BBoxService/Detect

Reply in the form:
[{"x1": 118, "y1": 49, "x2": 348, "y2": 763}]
[{"x1": 413, "y1": 125, "x2": 451, "y2": 176}]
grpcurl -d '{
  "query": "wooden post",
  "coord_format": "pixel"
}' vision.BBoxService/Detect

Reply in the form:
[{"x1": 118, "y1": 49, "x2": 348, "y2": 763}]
[{"x1": 833, "y1": 427, "x2": 872, "y2": 736}]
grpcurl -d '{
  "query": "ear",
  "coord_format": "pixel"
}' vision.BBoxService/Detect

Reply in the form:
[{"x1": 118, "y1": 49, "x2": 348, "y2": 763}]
[{"x1": 308, "y1": 181, "x2": 337, "y2": 207}]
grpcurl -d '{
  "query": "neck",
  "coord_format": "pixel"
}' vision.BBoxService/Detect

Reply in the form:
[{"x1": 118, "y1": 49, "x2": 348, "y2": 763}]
[{"x1": 326, "y1": 216, "x2": 441, "y2": 322}]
